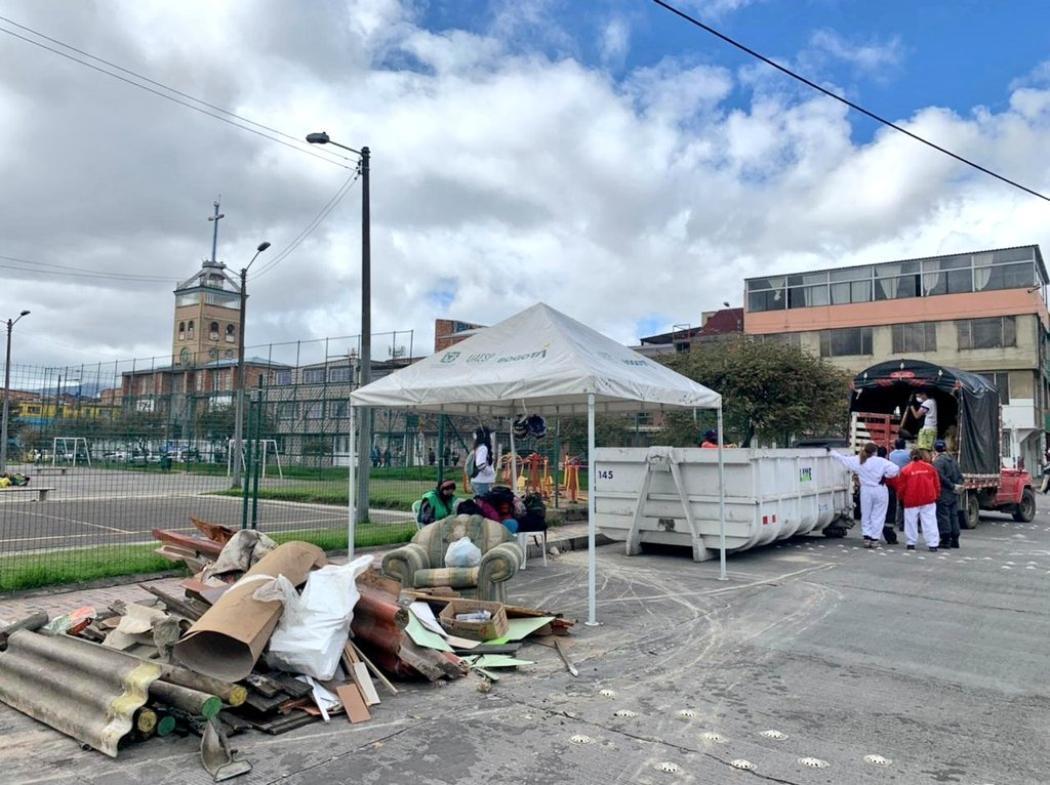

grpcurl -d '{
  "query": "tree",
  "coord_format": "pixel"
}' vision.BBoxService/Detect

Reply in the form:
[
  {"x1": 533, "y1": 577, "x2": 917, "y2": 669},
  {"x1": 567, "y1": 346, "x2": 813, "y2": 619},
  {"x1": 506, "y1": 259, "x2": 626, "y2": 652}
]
[{"x1": 659, "y1": 338, "x2": 851, "y2": 447}]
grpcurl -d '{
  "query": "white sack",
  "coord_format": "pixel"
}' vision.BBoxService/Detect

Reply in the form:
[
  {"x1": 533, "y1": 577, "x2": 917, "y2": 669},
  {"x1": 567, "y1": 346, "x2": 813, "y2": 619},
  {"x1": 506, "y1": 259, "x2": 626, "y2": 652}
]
[
  {"x1": 444, "y1": 536, "x2": 481, "y2": 568},
  {"x1": 257, "y1": 555, "x2": 372, "y2": 680}
]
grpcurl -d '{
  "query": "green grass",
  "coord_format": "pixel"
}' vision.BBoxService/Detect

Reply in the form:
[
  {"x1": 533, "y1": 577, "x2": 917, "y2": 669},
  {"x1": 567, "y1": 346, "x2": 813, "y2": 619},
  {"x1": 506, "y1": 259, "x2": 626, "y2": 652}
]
[
  {"x1": 0, "y1": 523, "x2": 417, "y2": 593},
  {"x1": 213, "y1": 478, "x2": 432, "y2": 511},
  {"x1": 0, "y1": 544, "x2": 179, "y2": 593}
]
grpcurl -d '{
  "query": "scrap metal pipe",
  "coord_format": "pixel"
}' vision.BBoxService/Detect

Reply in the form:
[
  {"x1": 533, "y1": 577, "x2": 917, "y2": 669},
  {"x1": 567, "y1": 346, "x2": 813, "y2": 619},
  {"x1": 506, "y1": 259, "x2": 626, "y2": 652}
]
[
  {"x1": 148, "y1": 681, "x2": 222, "y2": 720},
  {"x1": 0, "y1": 631, "x2": 162, "y2": 758}
]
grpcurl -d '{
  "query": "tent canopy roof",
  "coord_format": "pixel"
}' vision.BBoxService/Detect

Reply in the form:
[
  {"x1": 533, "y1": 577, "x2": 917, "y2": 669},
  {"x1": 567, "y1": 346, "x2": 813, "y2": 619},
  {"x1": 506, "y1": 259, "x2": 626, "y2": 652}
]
[{"x1": 350, "y1": 303, "x2": 721, "y2": 415}]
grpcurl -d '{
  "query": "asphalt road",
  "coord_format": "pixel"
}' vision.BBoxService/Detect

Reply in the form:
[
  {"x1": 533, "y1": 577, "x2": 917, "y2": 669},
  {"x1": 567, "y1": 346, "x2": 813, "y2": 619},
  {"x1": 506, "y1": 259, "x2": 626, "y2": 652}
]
[
  {"x1": 0, "y1": 468, "x2": 411, "y2": 554},
  {"x1": 2, "y1": 508, "x2": 1048, "y2": 784}
]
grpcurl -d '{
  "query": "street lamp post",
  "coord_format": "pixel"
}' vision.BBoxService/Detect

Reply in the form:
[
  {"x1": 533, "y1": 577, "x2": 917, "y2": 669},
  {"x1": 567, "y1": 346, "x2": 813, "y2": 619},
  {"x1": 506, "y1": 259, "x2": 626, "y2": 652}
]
[
  {"x1": 1, "y1": 310, "x2": 31, "y2": 473},
  {"x1": 307, "y1": 132, "x2": 371, "y2": 525},
  {"x1": 231, "y1": 242, "x2": 272, "y2": 489}
]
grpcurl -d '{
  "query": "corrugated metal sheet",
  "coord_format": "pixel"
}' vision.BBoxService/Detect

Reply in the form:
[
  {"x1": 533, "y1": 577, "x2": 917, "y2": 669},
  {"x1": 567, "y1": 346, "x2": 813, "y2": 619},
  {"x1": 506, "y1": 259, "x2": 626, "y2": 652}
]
[{"x1": 0, "y1": 630, "x2": 162, "y2": 758}]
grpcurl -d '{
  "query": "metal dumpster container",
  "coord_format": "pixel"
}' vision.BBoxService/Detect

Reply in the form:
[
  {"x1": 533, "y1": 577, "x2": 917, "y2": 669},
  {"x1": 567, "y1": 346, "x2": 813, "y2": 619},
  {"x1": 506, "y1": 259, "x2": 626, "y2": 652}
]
[{"x1": 593, "y1": 447, "x2": 852, "y2": 561}]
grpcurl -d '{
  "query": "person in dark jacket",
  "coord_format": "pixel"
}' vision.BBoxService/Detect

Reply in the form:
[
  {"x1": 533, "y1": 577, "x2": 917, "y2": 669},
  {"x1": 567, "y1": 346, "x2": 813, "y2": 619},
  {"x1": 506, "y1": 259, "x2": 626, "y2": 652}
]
[
  {"x1": 933, "y1": 440, "x2": 964, "y2": 549},
  {"x1": 417, "y1": 480, "x2": 457, "y2": 525},
  {"x1": 877, "y1": 446, "x2": 898, "y2": 544},
  {"x1": 895, "y1": 449, "x2": 941, "y2": 551}
]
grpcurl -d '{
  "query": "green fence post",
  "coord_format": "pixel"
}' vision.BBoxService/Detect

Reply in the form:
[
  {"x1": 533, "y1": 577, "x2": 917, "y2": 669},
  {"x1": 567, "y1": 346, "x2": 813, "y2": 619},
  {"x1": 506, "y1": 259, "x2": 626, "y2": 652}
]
[
  {"x1": 250, "y1": 382, "x2": 263, "y2": 530},
  {"x1": 240, "y1": 395, "x2": 255, "y2": 531},
  {"x1": 436, "y1": 414, "x2": 446, "y2": 485}
]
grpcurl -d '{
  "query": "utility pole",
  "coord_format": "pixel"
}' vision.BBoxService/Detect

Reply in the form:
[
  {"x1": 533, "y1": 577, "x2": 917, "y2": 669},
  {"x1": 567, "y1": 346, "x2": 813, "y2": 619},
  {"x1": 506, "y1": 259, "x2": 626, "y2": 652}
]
[
  {"x1": 356, "y1": 146, "x2": 372, "y2": 524},
  {"x1": 231, "y1": 242, "x2": 271, "y2": 489},
  {"x1": 1, "y1": 311, "x2": 30, "y2": 473}
]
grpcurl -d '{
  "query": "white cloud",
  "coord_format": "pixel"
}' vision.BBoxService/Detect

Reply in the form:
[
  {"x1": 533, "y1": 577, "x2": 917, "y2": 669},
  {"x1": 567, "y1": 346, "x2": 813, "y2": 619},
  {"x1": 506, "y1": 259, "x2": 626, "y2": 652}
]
[
  {"x1": 600, "y1": 17, "x2": 630, "y2": 66},
  {"x1": 807, "y1": 28, "x2": 903, "y2": 75},
  {"x1": 1, "y1": 0, "x2": 1049, "y2": 369}
]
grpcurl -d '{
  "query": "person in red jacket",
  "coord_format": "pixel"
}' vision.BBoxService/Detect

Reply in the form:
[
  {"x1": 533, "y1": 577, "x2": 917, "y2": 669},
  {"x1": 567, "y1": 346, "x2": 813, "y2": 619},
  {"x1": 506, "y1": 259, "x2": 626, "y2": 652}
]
[{"x1": 894, "y1": 449, "x2": 941, "y2": 551}]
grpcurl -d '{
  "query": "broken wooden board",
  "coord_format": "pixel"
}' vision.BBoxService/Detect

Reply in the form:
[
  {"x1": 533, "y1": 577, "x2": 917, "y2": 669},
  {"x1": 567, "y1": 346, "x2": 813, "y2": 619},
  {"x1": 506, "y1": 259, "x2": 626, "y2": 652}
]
[{"x1": 335, "y1": 684, "x2": 371, "y2": 723}]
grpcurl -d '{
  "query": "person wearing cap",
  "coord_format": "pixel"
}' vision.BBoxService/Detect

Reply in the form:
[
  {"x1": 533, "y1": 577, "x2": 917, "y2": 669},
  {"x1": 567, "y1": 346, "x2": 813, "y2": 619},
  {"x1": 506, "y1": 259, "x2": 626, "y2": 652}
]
[
  {"x1": 418, "y1": 479, "x2": 458, "y2": 526},
  {"x1": 700, "y1": 429, "x2": 719, "y2": 448},
  {"x1": 933, "y1": 439, "x2": 964, "y2": 549}
]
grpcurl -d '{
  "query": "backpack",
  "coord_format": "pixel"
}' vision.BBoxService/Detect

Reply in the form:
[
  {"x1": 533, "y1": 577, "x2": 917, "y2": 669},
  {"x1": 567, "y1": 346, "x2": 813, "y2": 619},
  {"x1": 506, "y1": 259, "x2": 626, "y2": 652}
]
[{"x1": 466, "y1": 451, "x2": 480, "y2": 479}]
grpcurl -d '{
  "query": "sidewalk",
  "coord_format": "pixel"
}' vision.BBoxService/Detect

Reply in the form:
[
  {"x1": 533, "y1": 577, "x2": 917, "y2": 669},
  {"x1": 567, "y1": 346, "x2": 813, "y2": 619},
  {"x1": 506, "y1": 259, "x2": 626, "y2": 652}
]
[{"x1": 0, "y1": 521, "x2": 609, "y2": 623}]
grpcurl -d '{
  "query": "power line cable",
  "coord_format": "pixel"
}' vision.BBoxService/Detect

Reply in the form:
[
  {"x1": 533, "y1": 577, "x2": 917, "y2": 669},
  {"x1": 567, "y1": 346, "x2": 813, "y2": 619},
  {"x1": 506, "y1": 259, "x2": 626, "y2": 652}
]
[
  {"x1": 252, "y1": 170, "x2": 362, "y2": 280},
  {"x1": 0, "y1": 23, "x2": 350, "y2": 170},
  {"x1": 0, "y1": 253, "x2": 172, "y2": 282},
  {"x1": 650, "y1": 0, "x2": 1050, "y2": 203}
]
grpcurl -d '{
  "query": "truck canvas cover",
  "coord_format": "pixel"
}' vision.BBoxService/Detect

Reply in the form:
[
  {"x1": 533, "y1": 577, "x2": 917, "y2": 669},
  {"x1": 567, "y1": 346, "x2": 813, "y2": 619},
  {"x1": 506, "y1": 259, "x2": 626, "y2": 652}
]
[{"x1": 850, "y1": 359, "x2": 1000, "y2": 477}]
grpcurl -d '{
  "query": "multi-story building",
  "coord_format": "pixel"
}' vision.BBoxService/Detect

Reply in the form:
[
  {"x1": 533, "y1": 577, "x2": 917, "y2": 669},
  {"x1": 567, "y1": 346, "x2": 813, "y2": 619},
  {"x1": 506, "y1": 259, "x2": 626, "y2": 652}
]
[
  {"x1": 635, "y1": 307, "x2": 744, "y2": 357},
  {"x1": 434, "y1": 319, "x2": 485, "y2": 352},
  {"x1": 744, "y1": 245, "x2": 1050, "y2": 471},
  {"x1": 172, "y1": 260, "x2": 243, "y2": 368}
]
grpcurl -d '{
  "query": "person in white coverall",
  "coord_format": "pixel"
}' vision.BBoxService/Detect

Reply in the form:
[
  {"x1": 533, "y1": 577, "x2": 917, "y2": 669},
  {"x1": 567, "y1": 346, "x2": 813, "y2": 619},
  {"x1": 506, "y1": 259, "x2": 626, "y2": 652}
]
[{"x1": 828, "y1": 443, "x2": 901, "y2": 548}]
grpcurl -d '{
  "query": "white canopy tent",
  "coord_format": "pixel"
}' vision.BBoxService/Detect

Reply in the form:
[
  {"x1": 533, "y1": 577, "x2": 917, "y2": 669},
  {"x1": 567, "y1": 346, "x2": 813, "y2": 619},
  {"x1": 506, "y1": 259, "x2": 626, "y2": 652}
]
[{"x1": 348, "y1": 302, "x2": 725, "y2": 624}]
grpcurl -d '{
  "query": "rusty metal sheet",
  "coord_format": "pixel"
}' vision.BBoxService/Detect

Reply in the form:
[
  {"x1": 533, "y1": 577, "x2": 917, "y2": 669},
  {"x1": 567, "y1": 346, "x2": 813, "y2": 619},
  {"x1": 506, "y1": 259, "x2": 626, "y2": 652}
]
[{"x1": 0, "y1": 630, "x2": 162, "y2": 757}]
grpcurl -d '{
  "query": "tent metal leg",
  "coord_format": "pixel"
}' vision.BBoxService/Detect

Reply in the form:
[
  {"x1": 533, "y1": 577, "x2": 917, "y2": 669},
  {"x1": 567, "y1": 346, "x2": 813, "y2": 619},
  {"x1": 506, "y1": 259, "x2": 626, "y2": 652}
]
[
  {"x1": 348, "y1": 405, "x2": 357, "y2": 560},
  {"x1": 586, "y1": 393, "x2": 598, "y2": 626},
  {"x1": 717, "y1": 405, "x2": 727, "y2": 581}
]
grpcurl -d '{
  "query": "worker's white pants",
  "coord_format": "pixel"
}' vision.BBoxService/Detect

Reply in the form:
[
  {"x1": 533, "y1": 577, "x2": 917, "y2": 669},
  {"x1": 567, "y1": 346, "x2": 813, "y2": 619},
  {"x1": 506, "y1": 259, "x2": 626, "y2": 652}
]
[
  {"x1": 904, "y1": 503, "x2": 940, "y2": 548},
  {"x1": 860, "y1": 485, "x2": 888, "y2": 540}
]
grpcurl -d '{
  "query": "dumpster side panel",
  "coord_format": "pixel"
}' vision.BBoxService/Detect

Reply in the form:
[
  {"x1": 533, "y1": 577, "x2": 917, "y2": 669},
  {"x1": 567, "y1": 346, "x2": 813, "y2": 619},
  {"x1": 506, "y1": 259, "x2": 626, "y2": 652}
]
[{"x1": 594, "y1": 447, "x2": 851, "y2": 556}]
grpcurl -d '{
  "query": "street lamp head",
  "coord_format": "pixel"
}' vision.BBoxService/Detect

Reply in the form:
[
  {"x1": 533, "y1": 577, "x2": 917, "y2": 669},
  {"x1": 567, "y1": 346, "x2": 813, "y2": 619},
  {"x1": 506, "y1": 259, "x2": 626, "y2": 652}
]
[
  {"x1": 19, "y1": 310, "x2": 30, "y2": 317},
  {"x1": 306, "y1": 132, "x2": 330, "y2": 145},
  {"x1": 257, "y1": 242, "x2": 271, "y2": 253}
]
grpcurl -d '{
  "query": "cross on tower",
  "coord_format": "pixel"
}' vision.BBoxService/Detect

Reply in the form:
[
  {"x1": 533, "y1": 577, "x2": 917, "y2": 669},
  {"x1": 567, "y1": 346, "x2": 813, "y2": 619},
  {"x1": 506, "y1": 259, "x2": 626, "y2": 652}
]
[{"x1": 207, "y1": 199, "x2": 225, "y2": 263}]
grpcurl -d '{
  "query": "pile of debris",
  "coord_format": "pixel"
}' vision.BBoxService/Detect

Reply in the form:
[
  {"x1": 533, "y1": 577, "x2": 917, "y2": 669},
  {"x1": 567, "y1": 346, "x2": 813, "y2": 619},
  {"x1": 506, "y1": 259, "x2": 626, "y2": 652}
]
[{"x1": 0, "y1": 520, "x2": 574, "y2": 781}]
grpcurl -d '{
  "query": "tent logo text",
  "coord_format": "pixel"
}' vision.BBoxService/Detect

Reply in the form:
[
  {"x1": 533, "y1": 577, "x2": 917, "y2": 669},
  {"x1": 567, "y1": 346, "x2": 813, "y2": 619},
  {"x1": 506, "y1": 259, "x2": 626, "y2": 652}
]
[{"x1": 440, "y1": 351, "x2": 461, "y2": 364}]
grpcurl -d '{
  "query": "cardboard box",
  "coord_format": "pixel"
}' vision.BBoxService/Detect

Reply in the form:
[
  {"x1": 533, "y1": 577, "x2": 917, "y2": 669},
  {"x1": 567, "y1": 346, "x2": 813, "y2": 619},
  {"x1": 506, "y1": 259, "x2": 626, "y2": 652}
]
[{"x1": 438, "y1": 600, "x2": 508, "y2": 642}]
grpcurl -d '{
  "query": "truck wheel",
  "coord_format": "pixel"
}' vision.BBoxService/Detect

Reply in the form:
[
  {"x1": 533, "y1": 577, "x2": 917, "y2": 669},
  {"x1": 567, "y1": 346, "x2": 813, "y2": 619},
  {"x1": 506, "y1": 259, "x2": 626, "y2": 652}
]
[
  {"x1": 962, "y1": 492, "x2": 980, "y2": 530},
  {"x1": 1012, "y1": 487, "x2": 1036, "y2": 523}
]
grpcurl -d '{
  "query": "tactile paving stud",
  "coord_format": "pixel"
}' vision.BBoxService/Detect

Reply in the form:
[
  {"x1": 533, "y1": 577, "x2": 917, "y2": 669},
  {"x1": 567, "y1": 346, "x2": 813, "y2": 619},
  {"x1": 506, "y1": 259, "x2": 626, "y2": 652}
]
[
  {"x1": 656, "y1": 762, "x2": 681, "y2": 774},
  {"x1": 798, "y1": 757, "x2": 830, "y2": 769},
  {"x1": 598, "y1": 689, "x2": 616, "y2": 699},
  {"x1": 864, "y1": 754, "x2": 892, "y2": 766},
  {"x1": 613, "y1": 709, "x2": 638, "y2": 718},
  {"x1": 760, "y1": 730, "x2": 788, "y2": 740},
  {"x1": 730, "y1": 759, "x2": 755, "y2": 771},
  {"x1": 677, "y1": 709, "x2": 696, "y2": 720},
  {"x1": 699, "y1": 732, "x2": 727, "y2": 743},
  {"x1": 570, "y1": 734, "x2": 593, "y2": 745}
]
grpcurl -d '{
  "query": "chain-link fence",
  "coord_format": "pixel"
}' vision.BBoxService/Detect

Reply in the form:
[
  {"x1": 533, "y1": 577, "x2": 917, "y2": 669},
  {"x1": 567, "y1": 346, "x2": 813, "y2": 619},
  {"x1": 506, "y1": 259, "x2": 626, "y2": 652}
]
[{"x1": 0, "y1": 331, "x2": 616, "y2": 592}]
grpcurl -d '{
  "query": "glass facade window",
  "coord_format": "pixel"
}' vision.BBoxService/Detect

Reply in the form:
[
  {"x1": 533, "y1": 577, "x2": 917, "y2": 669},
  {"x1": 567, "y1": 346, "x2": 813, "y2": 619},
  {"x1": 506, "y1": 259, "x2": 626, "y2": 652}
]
[
  {"x1": 328, "y1": 400, "x2": 349, "y2": 418},
  {"x1": 746, "y1": 248, "x2": 1039, "y2": 312},
  {"x1": 819, "y1": 327, "x2": 873, "y2": 357},
  {"x1": 204, "y1": 291, "x2": 239, "y2": 309},
  {"x1": 175, "y1": 293, "x2": 200, "y2": 307},
  {"x1": 328, "y1": 367, "x2": 352, "y2": 383},
  {"x1": 892, "y1": 322, "x2": 937, "y2": 353},
  {"x1": 302, "y1": 368, "x2": 326, "y2": 384},
  {"x1": 277, "y1": 402, "x2": 299, "y2": 420},
  {"x1": 274, "y1": 370, "x2": 292, "y2": 386},
  {"x1": 978, "y1": 371, "x2": 1010, "y2": 404},
  {"x1": 305, "y1": 401, "x2": 324, "y2": 419},
  {"x1": 957, "y1": 316, "x2": 1017, "y2": 350}
]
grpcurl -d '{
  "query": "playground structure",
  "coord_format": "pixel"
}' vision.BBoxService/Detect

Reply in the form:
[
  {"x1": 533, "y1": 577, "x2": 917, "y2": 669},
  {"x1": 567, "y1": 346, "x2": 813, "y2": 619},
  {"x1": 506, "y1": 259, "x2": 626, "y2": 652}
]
[
  {"x1": 226, "y1": 438, "x2": 284, "y2": 480},
  {"x1": 485, "y1": 451, "x2": 585, "y2": 503}
]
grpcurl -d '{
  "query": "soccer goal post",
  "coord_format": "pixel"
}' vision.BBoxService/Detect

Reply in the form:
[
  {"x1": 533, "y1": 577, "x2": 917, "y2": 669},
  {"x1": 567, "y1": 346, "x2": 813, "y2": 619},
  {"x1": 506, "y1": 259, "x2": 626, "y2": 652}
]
[
  {"x1": 227, "y1": 438, "x2": 284, "y2": 479},
  {"x1": 51, "y1": 437, "x2": 92, "y2": 469}
]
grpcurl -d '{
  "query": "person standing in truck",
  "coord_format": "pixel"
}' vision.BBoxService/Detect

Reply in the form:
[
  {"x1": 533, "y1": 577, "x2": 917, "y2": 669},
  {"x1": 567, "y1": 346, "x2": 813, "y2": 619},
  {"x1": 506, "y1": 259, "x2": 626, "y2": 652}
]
[
  {"x1": 910, "y1": 391, "x2": 938, "y2": 450},
  {"x1": 933, "y1": 440, "x2": 964, "y2": 549},
  {"x1": 828, "y1": 443, "x2": 900, "y2": 548}
]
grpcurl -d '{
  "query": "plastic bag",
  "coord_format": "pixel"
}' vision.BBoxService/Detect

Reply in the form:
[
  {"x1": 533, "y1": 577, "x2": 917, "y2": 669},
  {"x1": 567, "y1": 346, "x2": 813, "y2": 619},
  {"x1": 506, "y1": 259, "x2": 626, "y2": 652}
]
[
  {"x1": 444, "y1": 536, "x2": 482, "y2": 568},
  {"x1": 256, "y1": 554, "x2": 372, "y2": 680}
]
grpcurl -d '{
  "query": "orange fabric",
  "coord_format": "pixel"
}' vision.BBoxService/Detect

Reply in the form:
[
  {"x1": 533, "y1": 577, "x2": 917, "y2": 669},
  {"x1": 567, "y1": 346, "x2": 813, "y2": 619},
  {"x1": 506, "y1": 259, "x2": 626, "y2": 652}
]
[{"x1": 701, "y1": 441, "x2": 719, "y2": 448}]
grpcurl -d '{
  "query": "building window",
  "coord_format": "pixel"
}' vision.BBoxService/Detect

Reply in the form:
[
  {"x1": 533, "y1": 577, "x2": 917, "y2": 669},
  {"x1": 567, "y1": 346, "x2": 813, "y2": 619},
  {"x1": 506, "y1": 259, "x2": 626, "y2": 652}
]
[
  {"x1": 187, "y1": 321, "x2": 195, "y2": 338},
  {"x1": 178, "y1": 321, "x2": 186, "y2": 340},
  {"x1": 892, "y1": 322, "x2": 937, "y2": 353},
  {"x1": 819, "y1": 327, "x2": 873, "y2": 357},
  {"x1": 328, "y1": 400, "x2": 349, "y2": 418},
  {"x1": 302, "y1": 368, "x2": 326, "y2": 384},
  {"x1": 225, "y1": 324, "x2": 236, "y2": 343},
  {"x1": 305, "y1": 401, "x2": 324, "y2": 419},
  {"x1": 746, "y1": 276, "x2": 786, "y2": 312},
  {"x1": 957, "y1": 316, "x2": 1016, "y2": 350},
  {"x1": 328, "y1": 366, "x2": 352, "y2": 383},
  {"x1": 273, "y1": 370, "x2": 292, "y2": 386},
  {"x1": 209, "y1": 322, "x2": 219, "y2": 341},
  {"x1": 277, "y1": 402, "x2": 299, "y2": 420},
  {"x1": 978, "y1": 372, "x2": 1011, "y2": 404}
]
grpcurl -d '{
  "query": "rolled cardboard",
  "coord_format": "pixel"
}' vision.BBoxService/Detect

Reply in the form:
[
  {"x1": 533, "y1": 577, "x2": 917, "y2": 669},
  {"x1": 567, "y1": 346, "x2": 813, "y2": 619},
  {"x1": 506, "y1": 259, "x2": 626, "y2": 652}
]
[{"x1": 174, "y1": 542, "x2": 326, "y2": 681}]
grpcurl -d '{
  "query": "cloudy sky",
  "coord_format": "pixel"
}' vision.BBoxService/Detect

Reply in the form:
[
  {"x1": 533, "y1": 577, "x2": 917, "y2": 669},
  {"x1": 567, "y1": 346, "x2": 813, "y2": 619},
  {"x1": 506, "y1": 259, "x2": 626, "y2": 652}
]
[{"x1": 3, "y1": 0, "x2": 1050, "y2": 370}]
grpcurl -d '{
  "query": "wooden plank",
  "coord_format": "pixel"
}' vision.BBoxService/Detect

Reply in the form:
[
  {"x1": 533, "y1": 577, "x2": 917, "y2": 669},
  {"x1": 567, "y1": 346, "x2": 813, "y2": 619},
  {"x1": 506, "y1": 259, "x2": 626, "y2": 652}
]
[
  {"x1": 351, "y1": 662, "x2": 380, "y2": 706},
  {"x1": 336, "y1": 684, "x2": 371, "y2": 723},
  {"x1": 137, "y1": 583, "x2": 204, "y2": 620},
  {"x1": 243, "y1": 673, "x2": 282, "y2": 698},
  {"x1": 150, "y1": 528, "x2": 224, "y2": 559},
  {"x1": 347, "y1": 640, "x2": 398, "y2": 695}
]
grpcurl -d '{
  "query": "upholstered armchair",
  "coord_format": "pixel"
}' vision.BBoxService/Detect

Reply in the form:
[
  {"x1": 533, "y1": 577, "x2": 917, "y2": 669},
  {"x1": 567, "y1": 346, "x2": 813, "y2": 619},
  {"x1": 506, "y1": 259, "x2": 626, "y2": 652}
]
[{"x1": 382, "y1": 514, "x2": 523, "y2": 602}]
